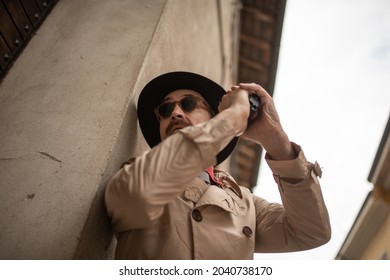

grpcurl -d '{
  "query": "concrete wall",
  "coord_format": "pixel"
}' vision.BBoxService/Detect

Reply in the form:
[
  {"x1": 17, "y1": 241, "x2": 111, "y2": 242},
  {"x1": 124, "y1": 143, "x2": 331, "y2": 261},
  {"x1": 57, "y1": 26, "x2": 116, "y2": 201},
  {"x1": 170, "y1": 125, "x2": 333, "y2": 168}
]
[{"x1": 0, "y1": 0, "x2": 239, "y2": 259}]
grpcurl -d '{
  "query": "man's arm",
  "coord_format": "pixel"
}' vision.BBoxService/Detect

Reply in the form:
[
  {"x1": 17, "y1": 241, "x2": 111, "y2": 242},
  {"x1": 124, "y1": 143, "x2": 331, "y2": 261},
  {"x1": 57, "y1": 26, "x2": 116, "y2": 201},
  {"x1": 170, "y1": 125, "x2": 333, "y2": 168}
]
[
  {"x1": 226, "y1": 83, "x2": 331, "y2": 251},
  {"x1": 254, "y1": 144, "x2": 331, "y2": 252},
  {"x1": 105, "y1": 92, "x2": 249, "y2": 233}
]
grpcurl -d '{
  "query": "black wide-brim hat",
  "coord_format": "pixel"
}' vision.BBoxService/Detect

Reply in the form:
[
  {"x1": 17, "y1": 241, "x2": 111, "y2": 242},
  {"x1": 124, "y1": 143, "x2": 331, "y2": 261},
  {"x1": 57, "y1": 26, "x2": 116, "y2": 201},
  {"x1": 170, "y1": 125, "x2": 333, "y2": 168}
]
[{"x1": 137, "y1": 71, "x2": 238, "y2": 165}]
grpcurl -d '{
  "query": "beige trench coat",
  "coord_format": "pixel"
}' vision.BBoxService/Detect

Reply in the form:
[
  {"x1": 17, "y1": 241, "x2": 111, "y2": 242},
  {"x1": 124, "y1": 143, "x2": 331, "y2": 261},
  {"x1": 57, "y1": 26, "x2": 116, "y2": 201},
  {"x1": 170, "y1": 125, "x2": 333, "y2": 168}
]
[{"x1": 105, "y1": 118, "x2": 331, "y2": 259}]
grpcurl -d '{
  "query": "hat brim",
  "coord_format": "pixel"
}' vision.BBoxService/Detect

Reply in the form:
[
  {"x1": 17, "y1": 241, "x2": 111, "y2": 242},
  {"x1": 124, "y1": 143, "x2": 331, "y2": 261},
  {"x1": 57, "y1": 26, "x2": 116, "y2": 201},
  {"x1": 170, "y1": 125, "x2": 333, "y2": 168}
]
[{"x1": 137, "y1": 71, "x2": 238, "y2": 165}]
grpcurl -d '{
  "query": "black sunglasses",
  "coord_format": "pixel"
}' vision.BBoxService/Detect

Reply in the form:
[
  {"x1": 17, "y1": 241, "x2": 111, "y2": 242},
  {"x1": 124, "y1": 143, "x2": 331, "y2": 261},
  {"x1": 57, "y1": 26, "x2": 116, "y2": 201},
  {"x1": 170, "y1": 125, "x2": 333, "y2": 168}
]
[{"x1": 154, "y1": 95, "x2": 214, "y2": 120}]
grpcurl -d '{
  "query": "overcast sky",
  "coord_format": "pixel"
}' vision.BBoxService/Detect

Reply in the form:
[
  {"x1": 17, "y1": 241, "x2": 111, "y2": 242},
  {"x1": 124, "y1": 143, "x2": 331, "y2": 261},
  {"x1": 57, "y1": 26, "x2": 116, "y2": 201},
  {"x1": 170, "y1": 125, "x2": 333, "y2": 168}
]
[{"x1": 253, "y1": 0, "x2": 390, "y2": 260}]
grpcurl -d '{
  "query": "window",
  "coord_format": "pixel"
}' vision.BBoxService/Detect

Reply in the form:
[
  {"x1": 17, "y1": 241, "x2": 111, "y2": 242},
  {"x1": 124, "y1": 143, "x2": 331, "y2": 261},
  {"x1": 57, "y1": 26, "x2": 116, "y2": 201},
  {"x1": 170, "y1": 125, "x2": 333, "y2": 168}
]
[{"x1": 0, "y1": 0, "x2": 58, "y2": 81}]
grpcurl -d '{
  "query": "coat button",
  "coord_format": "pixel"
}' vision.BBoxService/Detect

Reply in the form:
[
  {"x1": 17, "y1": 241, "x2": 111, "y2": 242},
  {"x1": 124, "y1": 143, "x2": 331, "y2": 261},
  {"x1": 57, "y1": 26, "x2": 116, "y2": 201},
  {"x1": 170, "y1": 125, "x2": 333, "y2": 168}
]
[
  {"x1": 313, "y1": 161, "x2": 322, "y2": 178},
  {"x1": 192, "y1": 209, "x2": 202, "y2": 222},
  {"x1": 242, "y1": 226, "x2": 253, "y2": 237}
]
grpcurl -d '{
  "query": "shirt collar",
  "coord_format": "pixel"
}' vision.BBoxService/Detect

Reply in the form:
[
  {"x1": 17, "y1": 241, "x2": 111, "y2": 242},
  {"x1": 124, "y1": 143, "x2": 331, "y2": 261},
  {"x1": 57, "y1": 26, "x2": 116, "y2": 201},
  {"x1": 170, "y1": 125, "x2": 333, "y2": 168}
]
[{"x1": 205, "y1": 166, "x2": 223, "y2": 186}]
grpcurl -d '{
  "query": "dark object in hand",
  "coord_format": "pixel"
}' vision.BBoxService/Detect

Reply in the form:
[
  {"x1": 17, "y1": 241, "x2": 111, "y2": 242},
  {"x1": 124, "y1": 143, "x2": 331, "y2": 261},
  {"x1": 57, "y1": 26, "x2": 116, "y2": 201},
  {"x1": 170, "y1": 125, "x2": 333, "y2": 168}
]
[{"x1": 249, "y1": 93, "x2": 261, "y2": 120}]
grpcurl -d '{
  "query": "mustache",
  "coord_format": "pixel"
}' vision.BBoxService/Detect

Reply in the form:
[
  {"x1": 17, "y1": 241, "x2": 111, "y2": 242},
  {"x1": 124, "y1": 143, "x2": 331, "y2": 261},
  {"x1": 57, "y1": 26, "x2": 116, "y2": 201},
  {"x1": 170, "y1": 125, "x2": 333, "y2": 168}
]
[{"x1": 166, "y1": 119, "x2": 191, "y2": 136}]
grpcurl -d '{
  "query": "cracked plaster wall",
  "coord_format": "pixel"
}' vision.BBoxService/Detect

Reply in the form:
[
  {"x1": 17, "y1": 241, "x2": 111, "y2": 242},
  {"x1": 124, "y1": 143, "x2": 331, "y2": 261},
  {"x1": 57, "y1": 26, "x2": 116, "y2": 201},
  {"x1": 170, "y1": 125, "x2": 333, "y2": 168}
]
[{"x1": 0, "y1": 0, "x2": 237, "y2": 259}]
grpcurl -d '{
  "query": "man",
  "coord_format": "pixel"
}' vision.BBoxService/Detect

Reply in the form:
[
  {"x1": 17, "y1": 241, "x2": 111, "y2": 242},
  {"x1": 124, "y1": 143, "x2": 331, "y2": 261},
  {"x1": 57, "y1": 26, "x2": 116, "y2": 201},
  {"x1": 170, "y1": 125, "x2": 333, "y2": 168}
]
[{"x1": 105, "y1": 71, "x2": 331, "y2": 259}]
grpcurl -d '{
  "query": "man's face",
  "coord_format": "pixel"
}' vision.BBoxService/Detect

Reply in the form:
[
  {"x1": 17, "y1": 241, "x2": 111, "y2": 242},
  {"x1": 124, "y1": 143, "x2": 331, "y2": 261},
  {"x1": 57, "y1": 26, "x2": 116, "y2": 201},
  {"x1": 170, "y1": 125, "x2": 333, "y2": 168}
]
[{"x1": 157, "y1": 89, "x2": 213, "y2": 140}]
